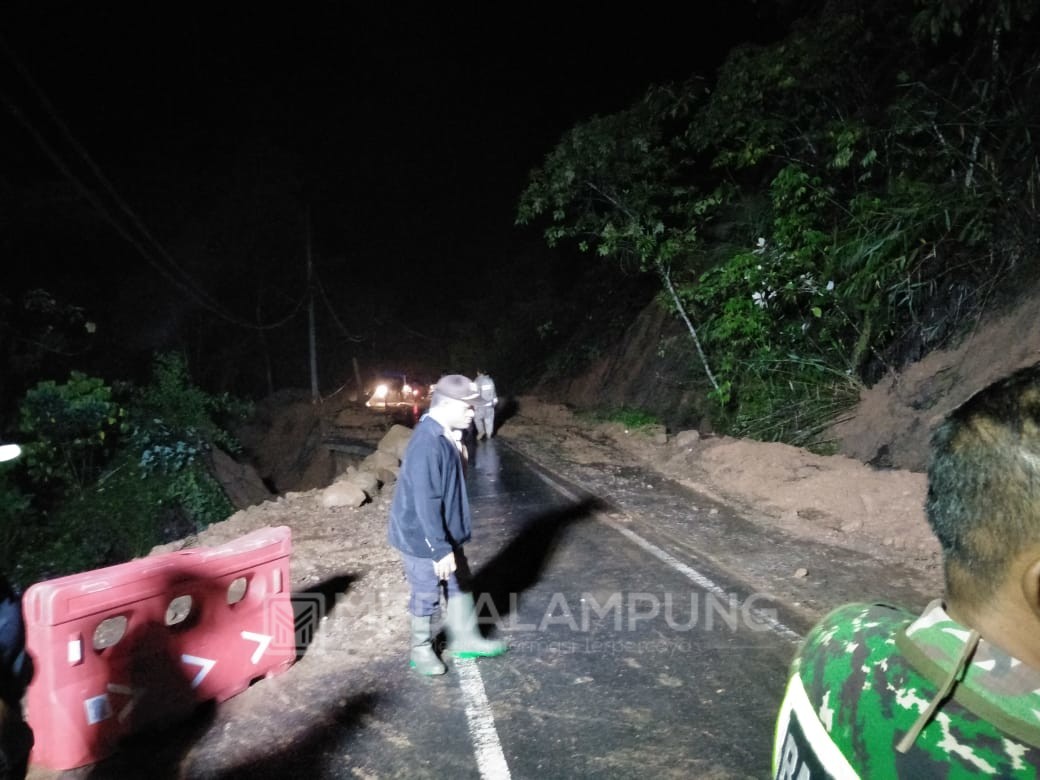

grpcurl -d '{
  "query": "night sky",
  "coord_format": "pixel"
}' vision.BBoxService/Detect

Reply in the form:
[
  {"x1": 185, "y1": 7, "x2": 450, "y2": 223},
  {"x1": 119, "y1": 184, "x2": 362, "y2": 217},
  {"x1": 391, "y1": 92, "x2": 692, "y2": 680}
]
[{"x1": 0, "y1": 3, "x2": 785, "y2": 387}]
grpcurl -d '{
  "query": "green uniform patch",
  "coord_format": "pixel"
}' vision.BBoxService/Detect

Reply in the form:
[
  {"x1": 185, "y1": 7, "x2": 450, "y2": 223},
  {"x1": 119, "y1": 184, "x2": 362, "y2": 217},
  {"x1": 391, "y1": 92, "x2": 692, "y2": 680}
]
[{"x1": 774, "y1": 601, "x2": 1040, "y2": 778}]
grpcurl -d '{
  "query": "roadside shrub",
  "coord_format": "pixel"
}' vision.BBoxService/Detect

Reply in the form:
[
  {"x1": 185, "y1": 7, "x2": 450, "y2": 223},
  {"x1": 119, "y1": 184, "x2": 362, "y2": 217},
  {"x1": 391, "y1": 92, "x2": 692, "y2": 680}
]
[
  {"x1": 10, "y1": 353, "x2": 247, "y2": 585},
  {"x1": 714, "y1": 357, "x2": 861, "y2": 454},
  {"x1": 584, "y1": 407, "x2": 660, "y2": 430},
  {"x1": 131, "y1": 353, "x2": 251, "y2": 455},
  {"x1": 16, "y1": 371, "x2": 126, "y2": 500},
  {"x1": 0, "y1": 465, "x2": 34, "y2": 578}
]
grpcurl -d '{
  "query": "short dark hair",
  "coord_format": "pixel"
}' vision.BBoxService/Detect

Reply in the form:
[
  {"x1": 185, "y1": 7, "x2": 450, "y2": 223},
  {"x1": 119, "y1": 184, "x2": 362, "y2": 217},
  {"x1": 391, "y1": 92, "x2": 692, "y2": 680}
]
[{"x1": 927, "y1": 363, "x2": 1040, "y2": 606}]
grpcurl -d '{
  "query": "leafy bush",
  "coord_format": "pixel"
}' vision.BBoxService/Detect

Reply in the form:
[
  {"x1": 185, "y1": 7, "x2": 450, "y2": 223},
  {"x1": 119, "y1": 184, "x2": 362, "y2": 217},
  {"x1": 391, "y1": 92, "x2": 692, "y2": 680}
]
[
  {"x1": 131, "y1": 353, "x2": 251, "y2": 455},
  {"x1": 584, "y1": 407, "x2": 660, "y2": 430},
  {"x1": 17, "y1": 371, "x2": 126, "y2": 499},
  {"x1": 0, "y1": 465, "x2": 34, "y2": 577},
  {"x1": 9, "y1": 353, "x2": 249, "y2": 585},
  {"x1": 714, "y1": 357, "x2": 861, "y2": 454}
]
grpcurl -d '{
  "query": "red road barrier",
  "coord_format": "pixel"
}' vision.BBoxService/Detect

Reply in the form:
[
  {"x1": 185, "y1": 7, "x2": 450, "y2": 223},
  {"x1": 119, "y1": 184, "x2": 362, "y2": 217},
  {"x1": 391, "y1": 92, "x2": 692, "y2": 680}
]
[{"x1": 23, "y1": 525, "x2": 296, "y2": 771}]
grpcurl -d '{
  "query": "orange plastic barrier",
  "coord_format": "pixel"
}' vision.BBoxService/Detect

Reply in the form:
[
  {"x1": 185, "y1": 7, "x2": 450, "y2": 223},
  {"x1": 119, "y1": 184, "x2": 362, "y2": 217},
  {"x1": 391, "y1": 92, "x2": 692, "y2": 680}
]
[{"x1": 22, "y1": 525, "x2": 296, "y2": 771}]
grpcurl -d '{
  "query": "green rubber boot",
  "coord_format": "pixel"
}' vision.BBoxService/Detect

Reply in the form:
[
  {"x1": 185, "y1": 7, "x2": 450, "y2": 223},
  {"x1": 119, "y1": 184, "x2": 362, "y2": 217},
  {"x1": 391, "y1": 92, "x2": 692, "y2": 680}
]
[
  {"x1": 445, "y1": 593, "x2": 508, "y2": 659},
  {"x1": 409, "y1": 615, "x2": 447, "y2": 676}
]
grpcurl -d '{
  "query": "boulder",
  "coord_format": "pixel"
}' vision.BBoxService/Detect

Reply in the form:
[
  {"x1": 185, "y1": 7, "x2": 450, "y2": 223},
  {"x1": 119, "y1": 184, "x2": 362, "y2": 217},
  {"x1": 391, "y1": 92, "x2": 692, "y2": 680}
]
[
  {"x1": 363, "y1": 449, "x2": 400, "y2": 472},
  {"x1": 344, "y1": 468, "x2": 380, "y2": 498},
  {"x1": 673, "y1": 430, "x2": 701, "y2": 449},
  {"x1": 209, "y1": 447, "x2": 273, "y2": 509},
  {"x1": 378, "y1": 424, "x2": 413, "y2": 460},
  {"x1": 321, "y1": 481, "x2": 368, "y2": 508}
]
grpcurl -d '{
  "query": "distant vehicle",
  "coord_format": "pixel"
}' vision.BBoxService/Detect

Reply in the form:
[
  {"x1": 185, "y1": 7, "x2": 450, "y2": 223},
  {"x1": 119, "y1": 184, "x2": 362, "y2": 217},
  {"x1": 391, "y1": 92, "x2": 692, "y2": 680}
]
[{"x1": 364, "y1": 374, "x2": 429, "y2": 409}]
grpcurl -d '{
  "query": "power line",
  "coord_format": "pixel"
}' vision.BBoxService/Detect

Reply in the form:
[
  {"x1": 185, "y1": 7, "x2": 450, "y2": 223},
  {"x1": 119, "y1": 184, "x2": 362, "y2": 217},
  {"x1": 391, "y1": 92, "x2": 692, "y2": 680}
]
[
  {"x1": 0, "y1": 32, "x2": 307, "y2": 332},
  {"x1": 313, "y1": 270, "x2": 366, "y2": 343}
]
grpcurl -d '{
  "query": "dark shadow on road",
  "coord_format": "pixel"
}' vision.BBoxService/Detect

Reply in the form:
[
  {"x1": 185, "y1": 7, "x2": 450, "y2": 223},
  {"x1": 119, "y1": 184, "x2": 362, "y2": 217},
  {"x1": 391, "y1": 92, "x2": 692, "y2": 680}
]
[
  {"x1": 211, "y1": 692, "x2": 378, "y2": 779},
  {"x1": 79, "y1": 700, "x2": 217, "y2": 780},
  {"x1": 463, "y1": 496, "x2": 607, "y2": 623},
  {"x1": 292, "y1": 575, "x2": 356, "y2": 661},
  {"x1": 72, "y1": 690, "x2": 378, "y2": 779}
]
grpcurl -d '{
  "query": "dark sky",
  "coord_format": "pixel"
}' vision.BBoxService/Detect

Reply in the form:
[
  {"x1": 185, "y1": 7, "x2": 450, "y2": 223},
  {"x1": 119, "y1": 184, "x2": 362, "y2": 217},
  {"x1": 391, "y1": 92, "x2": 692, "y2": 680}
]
[{"x1": 0, "y1": 3, "x2": 784, "y2": 374}]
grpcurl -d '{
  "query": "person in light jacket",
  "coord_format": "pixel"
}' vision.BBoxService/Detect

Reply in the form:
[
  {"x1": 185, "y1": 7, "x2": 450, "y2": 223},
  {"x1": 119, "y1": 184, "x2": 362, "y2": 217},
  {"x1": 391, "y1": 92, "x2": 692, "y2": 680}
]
[{"x1": 472, "y1": 370, "x2": 497, "y2": 440}]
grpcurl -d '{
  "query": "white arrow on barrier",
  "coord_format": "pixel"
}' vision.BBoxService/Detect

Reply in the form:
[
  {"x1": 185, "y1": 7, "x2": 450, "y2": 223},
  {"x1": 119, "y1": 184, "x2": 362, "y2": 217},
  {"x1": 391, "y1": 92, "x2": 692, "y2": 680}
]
[
  {"x1": 181, "y1": 654, "x2": 217, "y2": 689},
  {"x1": 107, "y1": 682, "x2": 144, "y2": 723},
  {"x1": 241, "y1": 630, "x2": 272, "y2": 664}
]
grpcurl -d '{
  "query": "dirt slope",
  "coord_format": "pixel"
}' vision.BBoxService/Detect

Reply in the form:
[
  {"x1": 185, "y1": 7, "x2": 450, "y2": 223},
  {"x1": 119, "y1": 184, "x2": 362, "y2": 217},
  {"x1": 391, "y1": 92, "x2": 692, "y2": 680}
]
[{"x1": 833, "y1": 296, "x2": 1040, "y2": 470}]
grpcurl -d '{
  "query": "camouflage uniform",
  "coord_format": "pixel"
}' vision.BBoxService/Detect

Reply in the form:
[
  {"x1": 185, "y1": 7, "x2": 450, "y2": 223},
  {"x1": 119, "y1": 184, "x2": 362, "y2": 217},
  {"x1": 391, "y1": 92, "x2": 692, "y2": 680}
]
[{"x1": 773, "y1": 601, "x2": 1040, "y2": 778}]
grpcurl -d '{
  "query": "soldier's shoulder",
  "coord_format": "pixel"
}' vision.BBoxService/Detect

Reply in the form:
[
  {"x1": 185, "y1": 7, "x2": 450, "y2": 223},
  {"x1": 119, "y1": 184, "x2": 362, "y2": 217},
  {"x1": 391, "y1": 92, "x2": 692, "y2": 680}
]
[
  {"x1": 819, "y1": 601, "x2": 911, "y2": 625},
  {"x1": 801, "y1": 601, "x2": 913, "y2": 651}
]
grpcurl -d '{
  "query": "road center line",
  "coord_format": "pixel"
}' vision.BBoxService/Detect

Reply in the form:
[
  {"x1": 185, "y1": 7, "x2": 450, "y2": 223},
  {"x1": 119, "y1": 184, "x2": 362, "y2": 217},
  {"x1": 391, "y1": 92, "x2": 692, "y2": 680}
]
[
  {"x1": 529, "y1": 467, "x2": 802, "y2": 642},
  {"x1": 456, "y1": 658, "x2": 512, "y2": 779}
]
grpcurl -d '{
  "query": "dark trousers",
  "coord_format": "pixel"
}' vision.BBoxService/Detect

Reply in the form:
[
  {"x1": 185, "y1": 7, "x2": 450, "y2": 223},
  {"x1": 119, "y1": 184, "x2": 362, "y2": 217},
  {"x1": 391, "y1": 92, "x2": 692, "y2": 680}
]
[{"x1": 400, "y1": 550, "x2": 466, "y2": 617}]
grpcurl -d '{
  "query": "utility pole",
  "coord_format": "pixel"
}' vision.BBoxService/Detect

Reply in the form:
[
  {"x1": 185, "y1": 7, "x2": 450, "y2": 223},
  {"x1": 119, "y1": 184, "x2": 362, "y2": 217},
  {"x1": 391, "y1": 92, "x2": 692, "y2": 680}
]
[
  {"x1": 306, "y1": 208, "x2": 319, "y2": 402},
  {"x1": 352, "y1": 356, "x2": 364, "y2": 401}
]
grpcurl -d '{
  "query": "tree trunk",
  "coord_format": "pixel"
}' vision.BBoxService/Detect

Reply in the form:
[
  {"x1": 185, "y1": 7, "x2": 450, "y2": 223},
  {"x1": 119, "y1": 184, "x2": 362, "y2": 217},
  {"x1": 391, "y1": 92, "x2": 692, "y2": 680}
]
[{"x1": 656, "y1": 261, "x2": 719, "y2": 392}]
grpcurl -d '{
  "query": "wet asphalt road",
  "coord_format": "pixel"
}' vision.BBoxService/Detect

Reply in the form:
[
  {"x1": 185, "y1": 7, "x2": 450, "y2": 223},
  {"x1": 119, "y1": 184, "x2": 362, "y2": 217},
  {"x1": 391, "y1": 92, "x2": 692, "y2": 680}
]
[
  {"x1": 46, "y1": 433, "x2": 925, "y2": 779},
  {"x1": 328, "y1": 437, "x2": 803, "y2": 779}
]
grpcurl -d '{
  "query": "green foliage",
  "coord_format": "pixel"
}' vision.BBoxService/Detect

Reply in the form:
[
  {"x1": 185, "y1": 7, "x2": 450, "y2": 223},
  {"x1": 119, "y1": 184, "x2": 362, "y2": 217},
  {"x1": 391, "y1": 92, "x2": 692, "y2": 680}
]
[
  {"x1": 135, "y1": 422, "x2": 206, "y2": 475},
  {"x1": 123, "y1": 352, "x2": 247, "y2": 531},
  {"x1": 9, "y1": 352, "x2": 248, "y2": 585},
  {"x1": 0, "y1": 464, "x2": 34, "y2": 576},
  {"x1": 692, "y1": 164, "x2": 843, "y2": 393},
  {"x1": 716, "y1": 357, "x2": 862, "y2": 453},
  {"x1": 684, "y1": 11, "x2": 868, "y2": 175},
  {"x1": 17, "y1": 371, "x2": 126, "y2": 497},
  {"x1": 600, "y1": 407, "x2": 660, "y2": 429},
  {"x1": 23, "y1": 462, "x2": 165, "y2": 581},
  {"x1": 16, "y1": 457, "x2": 227, "y2": 585},
  {"x1": 132, "y1": 352, "x2": 251, "y2": 455},
  {"x1": 164, "y1": 467, "x2": 231, "y2": 524},
  {"x1": 912, "y1": 0, "x2": 1036, "y2": 43},
  {"x1": 13, "y1": 456, "x2": 232, "y2": 587},
  {"x1": 516, "y1": 92, "x2": 723, "y2": 277},
  {"x1": 517, "y1": 0, "x2": 1040, "y2": 446}
]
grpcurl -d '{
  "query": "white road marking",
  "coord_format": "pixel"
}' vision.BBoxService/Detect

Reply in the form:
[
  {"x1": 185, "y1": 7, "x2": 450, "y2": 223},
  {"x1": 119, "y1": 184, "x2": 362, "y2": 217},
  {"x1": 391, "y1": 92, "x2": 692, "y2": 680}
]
[
  {"x1": 456, "y1": 658, "x2": 511, "y2": 779},
  {"x1": 529, "y1": 467, "x2": 802, "y2": 642}
]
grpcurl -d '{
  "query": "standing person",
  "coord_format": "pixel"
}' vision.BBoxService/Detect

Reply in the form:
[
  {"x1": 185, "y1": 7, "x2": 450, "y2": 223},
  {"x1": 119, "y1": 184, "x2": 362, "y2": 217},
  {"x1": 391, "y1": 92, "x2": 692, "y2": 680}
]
[
  {"x1": 0, "y1": 443, "x2": 32, "y2": 780},
  {"x1": 0, "y1": 574, "x2": 32, "y2": 780},
  {"x1": 387, "y1": 374, "x2": 508, "y2": 676},
  {"x1": 473, "y1": 370, "x2": 497, "y2": 440},
  {"x1": 773, "y1": 363, "x2": 1040, "y2": 777}
]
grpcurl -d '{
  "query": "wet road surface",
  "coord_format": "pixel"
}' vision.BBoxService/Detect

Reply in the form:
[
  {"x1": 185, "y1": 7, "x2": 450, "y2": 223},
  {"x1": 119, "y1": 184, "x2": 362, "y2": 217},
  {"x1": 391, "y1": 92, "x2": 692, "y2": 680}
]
[
  {"x1": 327, "y1": 438, "x2": 802, "y2": 778},
  {"x1": 37, "y1": 434, "x2": 927, "y2": 778}
]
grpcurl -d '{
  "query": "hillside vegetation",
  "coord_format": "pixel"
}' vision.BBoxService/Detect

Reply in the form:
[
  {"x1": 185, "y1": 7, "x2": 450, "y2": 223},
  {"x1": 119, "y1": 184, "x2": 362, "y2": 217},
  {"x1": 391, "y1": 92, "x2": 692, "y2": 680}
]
[{"x1": 509, "y1": 0, "x2": 1040, "y2": 449}]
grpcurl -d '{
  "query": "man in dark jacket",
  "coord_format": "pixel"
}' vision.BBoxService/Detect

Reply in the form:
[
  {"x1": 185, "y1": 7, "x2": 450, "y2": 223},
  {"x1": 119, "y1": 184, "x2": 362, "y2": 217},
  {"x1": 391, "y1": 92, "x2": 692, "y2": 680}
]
[{"x1": 387, "y1": 374, "x2": 508, "y2": 675}]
